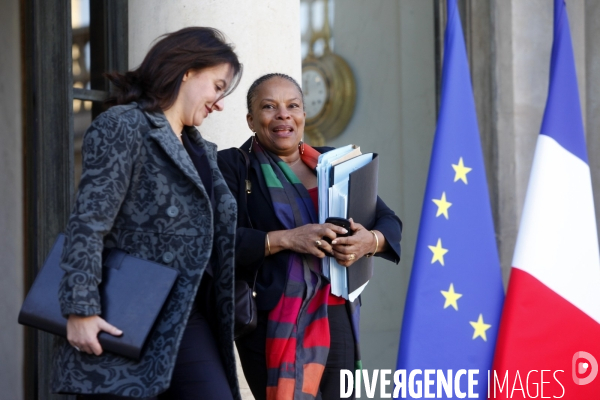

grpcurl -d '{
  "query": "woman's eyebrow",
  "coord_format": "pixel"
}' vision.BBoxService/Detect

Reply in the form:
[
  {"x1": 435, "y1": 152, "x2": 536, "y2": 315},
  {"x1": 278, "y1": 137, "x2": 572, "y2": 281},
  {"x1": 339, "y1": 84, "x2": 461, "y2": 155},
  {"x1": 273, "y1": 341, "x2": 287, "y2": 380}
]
[{"x1": 260, "y1": 97, "x2": 301, "y2": 103}]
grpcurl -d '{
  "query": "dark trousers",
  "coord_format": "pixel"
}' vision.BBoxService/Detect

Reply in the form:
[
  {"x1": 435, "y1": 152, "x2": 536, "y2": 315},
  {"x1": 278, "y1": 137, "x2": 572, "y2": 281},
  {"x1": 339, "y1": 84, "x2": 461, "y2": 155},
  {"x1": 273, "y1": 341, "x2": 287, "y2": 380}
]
[
  {"x1": 319, "y1": 305, "x2": 356, "y2": 400},
  {"x1": 78, "y1": 307, "x2": 233, "y2": 400},
  {"x1": 237, "y1": 304, "x2": 356, "y2": 400}
]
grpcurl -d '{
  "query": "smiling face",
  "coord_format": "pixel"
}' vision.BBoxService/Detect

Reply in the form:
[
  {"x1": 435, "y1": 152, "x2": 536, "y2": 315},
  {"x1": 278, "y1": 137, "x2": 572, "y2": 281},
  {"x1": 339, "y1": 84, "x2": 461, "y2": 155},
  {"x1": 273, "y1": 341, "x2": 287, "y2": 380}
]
[
  {"x1": 170, "y1": 63, "x2": 233, "y2": 130},
  {"x1": 247, "y1": 77, "x2": 306, "y2": 158}
]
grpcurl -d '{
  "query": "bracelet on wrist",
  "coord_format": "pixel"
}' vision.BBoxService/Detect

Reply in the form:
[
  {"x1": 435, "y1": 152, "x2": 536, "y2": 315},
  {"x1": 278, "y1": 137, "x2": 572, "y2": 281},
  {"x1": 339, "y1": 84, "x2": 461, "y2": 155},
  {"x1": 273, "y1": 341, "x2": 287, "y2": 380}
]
[
  {"x1": 266, "y1": 233, "x2": 272, "y2": 256},
  {"x1": 365, "y1": 230, "x2": 379, "y2": 257}
]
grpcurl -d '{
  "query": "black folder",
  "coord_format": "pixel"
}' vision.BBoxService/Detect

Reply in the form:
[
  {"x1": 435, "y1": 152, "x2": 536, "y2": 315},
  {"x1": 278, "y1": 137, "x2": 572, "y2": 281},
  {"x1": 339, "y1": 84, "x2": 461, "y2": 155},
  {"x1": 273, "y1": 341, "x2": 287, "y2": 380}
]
[
  {"x1": 346, "y1": 154, "x2": 379, "y2": 295},
  {"x1": 18, "y1": 234, "x2": 179, "y2": 360}
]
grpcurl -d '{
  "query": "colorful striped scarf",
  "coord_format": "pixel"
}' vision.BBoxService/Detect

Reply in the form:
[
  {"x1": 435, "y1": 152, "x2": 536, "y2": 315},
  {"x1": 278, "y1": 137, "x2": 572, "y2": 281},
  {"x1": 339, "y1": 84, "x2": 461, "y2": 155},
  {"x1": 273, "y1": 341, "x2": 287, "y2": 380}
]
[{"x1": 252, "y1": 139, "x2": 330, "y2": 400}]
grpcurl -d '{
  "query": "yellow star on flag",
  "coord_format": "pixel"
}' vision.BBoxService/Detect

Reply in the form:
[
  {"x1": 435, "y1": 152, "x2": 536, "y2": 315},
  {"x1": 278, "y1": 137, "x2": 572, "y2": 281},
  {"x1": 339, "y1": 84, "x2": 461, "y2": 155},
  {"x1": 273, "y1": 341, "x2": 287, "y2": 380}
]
[
  {"x1": 432, "y1": 192, "x2": 452, "y2": 219},
  {"x1": 441, "y1": 283, "x2": 462, "y2": 310},
  {"x1": 452, "y1": 157, "x2": 472, "y2": 184},
  {"x1": 470, "y1": 314, "x2": 491, "y2": 341},
  {"x1": 428, "y1": 238, "x2": 448, "y2": 266}
]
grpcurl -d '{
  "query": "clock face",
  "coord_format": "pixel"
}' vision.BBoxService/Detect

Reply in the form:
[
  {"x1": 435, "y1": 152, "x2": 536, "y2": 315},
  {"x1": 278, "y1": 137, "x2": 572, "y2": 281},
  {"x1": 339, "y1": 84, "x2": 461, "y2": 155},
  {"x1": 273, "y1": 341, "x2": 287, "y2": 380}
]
[{"x1": 302, "y1": 68, "x2": 328, "y2": 119}]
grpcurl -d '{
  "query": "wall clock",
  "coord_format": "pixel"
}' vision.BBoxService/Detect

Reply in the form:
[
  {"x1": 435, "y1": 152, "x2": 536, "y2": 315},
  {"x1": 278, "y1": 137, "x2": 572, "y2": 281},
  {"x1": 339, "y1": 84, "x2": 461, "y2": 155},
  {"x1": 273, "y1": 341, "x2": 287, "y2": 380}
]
[
  {"x1": 302, "y1": 51, "x2": 356, "y2": 145},
  {"x1": 301, "y1": 0, "x2": 356, "y2": 146}
]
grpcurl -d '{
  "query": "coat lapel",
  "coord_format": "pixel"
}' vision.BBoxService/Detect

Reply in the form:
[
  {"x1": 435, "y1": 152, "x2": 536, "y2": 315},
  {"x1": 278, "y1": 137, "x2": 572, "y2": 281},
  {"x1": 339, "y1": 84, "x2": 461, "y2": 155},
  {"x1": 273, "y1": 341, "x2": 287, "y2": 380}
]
[
  {"x1": 240, "y1": 137, "x2": 275, "y2": 214},
  {"x1": 192, "y1": 126, "x2": 235, "y2": 236},
  {"x1": 144, "y1": 110, "x2": 211, "y2": 203}
]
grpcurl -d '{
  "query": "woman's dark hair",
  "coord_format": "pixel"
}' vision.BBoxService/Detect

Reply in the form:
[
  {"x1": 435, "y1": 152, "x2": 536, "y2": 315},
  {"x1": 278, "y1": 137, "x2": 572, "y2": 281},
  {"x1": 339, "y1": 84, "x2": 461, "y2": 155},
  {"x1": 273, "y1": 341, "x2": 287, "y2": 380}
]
[
  {"x1": 105, "y1": 27, "x2": 242, "y2": 112},
  {"x1": 246, "y1": 73, "x2": 303, "y2": 114}
]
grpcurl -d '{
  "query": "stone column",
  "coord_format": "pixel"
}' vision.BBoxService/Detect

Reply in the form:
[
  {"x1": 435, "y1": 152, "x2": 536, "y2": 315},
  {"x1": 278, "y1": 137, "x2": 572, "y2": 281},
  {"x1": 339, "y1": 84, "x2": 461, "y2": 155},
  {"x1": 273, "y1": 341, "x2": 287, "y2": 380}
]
[
  {"x1": 0, "y1": 0, "x2": 23, "y2": 398},
  {"x1": 567, "y1": 0, "x2": 586, "y2": 127},
  {"x1": 128, "y1": 0, "x2": 302, "y2": 151},
  {"x1": 585, "y1": 0, "x2": 600, "y2": 236},
  {"x1": 489, "y1": 0, "x2": 520, "y2": 283},
  {"x1": 491, "y1": 0, "x2": 548, "y2": 281}
]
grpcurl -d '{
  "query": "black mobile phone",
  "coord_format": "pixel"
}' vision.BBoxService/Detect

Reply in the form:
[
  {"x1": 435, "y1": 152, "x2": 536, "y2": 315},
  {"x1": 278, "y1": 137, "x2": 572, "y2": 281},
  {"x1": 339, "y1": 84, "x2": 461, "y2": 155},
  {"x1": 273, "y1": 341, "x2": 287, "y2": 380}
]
[{"x1": 324, "y1": 217, "x2": 352, "y2": 244}]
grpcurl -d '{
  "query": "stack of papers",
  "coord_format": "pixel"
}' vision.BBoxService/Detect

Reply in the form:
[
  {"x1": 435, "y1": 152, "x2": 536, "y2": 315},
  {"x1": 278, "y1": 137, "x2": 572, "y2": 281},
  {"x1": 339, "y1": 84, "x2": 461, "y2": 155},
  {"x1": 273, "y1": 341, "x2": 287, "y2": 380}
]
[{"x1": 316, "y1": 145, "x2": 379, "y2": 301}]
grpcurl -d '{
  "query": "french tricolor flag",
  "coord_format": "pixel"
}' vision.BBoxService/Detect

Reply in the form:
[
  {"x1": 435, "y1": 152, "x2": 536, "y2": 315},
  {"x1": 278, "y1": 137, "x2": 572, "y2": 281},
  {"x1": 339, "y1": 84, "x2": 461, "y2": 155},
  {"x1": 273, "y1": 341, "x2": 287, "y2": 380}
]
[{"x1": 492, "y1": 0, "x2": 600, "y2": 398}]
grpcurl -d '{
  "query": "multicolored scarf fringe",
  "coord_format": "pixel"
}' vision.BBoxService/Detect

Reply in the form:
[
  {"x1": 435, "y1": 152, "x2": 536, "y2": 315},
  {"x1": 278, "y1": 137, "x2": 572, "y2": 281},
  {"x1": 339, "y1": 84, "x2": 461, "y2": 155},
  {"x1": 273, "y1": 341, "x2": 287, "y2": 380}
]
[{"x1": 252, "y1": 139, "x2": 330, "y2": 400}]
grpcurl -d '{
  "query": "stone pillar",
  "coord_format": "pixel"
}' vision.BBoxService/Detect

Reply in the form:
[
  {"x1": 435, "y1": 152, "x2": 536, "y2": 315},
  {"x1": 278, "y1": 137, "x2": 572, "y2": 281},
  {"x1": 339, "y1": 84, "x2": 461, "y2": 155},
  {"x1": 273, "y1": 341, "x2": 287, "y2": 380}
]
[
  {"x1": 128, "y1": 0, "x2": 302, "y2": 151},
  {"x1": 585, "y1": 0, "x2": 600, "y2": 237},
  {"x1": 490, "y1": 0, "x2": 520, "y2": 283},
  {"x1": 0, "y1": 0, "x2": 23, "y2": 399},
  {"x1": 567, "y1": 0, "x2": 586, "y2": 126},
  {"x1": 509, "y1": 0, "x2": 552, "y2": 235},
  {"x1": 491, "y1": 0, "x2": 551, "y2": 282},
  {"x1": 128, "y1": 3, "x2": 302, "y2": 398}
]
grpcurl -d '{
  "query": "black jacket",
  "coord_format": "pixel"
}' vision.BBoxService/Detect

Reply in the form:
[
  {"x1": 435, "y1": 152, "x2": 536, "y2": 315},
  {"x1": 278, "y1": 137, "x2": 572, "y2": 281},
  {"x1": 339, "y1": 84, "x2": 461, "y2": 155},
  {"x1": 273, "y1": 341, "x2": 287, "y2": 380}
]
[{"x1": 218, "y1": 137, "x2": 402, "y2": 310}]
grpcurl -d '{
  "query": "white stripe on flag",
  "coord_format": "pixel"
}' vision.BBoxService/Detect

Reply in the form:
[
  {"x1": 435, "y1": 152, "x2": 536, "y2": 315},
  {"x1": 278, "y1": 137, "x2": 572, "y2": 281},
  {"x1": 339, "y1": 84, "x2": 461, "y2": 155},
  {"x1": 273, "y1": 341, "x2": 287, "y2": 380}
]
[{"x1": 512, "y1": 134, "x2": 600, "y2": 324}]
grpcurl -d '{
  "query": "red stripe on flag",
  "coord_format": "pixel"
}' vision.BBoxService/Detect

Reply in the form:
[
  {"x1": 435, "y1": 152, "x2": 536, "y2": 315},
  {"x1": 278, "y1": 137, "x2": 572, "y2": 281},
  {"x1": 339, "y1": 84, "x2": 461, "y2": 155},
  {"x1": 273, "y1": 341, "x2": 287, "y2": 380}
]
[{"x1": 492, "y1": 268, "x2": 600, "y2": 399}]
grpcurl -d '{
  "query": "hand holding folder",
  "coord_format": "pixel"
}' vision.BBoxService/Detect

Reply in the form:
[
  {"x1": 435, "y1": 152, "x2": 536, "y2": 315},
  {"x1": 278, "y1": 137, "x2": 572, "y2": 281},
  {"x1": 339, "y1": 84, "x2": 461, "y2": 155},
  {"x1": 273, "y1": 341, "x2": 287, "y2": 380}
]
[
  {"x1": 18, "y1": 234, "x2": 179, "y2": 360},
  {"x1": 317, "y1": 145, "x2": 379, "y2": 300},
  {"x1": 345, "y1": 153, "x2": 379, "y2": 300}
]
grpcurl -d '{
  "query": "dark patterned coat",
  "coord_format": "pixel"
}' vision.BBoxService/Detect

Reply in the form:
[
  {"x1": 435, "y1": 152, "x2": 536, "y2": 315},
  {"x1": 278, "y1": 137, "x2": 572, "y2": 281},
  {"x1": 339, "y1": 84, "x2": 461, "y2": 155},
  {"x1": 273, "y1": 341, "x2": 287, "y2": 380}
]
[{"x1": 51, "y1": 103, "x2": 240, "y2": 399}]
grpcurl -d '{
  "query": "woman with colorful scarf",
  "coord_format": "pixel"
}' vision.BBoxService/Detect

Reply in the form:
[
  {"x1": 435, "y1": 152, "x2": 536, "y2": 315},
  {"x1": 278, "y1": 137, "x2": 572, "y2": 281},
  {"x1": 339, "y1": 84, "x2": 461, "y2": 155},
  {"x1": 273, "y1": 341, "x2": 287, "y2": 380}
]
[{"x1": 218, "y1": 73, "x2": 402, "y2": 400}]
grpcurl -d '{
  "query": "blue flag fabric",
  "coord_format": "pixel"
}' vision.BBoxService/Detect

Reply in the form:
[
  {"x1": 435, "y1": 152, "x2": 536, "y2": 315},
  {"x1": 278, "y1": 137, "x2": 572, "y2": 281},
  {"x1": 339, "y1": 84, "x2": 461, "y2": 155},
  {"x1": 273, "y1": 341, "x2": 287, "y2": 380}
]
[
  {"x1": 540, "y1": 0, "x2": 587, "y2": 163},
  {"x1": 395, "y1": 0, "x2": 504, "y2": 398}
]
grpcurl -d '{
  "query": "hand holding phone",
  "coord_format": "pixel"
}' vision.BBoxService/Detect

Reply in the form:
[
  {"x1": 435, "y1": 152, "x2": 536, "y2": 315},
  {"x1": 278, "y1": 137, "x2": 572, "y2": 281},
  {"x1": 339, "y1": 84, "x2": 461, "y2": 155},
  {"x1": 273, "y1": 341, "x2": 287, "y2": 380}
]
[{"x1": 324, "y1": 217, "x2": 352, "y2": 244}]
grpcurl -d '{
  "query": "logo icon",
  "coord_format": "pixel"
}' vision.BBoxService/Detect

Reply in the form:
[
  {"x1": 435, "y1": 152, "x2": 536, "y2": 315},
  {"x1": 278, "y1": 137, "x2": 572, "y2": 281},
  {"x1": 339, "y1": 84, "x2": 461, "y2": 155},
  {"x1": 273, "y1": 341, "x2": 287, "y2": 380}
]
[{"x1": 572, "y1": 351, "x2": 598, "y2": 385}]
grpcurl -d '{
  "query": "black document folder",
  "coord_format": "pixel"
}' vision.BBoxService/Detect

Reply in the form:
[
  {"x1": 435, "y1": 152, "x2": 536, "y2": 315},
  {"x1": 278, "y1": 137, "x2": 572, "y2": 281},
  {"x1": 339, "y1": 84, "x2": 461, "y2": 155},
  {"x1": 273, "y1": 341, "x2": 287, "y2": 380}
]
[
  {"x1": 18, "y1": 234, "x2": 179, "y2": 360},
  {"x1": 347, "y1": 154, "x2": 379, "y2": 295}
]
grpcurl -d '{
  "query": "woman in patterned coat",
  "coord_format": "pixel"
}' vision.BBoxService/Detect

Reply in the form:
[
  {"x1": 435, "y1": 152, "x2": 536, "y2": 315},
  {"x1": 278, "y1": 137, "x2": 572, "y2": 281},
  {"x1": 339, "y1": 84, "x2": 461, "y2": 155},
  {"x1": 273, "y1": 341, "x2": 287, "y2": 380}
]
[{"x1": 52, "y1": 27, "x2": 242, "y2": 399}]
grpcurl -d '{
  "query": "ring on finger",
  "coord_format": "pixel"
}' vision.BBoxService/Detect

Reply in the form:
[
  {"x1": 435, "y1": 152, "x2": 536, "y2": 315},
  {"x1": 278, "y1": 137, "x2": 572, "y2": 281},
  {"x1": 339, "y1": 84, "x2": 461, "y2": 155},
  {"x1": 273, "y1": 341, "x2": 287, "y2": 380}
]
[
  {"x1": 73, "y1": 345, "x2": 81, "y2": 352},
  {"x1": 349, "y1": 253, "x2": 356, "y2": 261},
  {"x1": 315, "y1": 240, "x2": 322, "y2": 247}
]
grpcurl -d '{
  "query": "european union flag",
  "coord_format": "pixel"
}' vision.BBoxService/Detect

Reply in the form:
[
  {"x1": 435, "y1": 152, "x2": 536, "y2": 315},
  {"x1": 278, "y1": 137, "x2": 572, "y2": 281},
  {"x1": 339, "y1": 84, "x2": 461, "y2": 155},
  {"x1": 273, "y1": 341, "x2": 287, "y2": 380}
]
[{"x1": 395, "y1": 0, "x2": 504, "y2": 398}]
